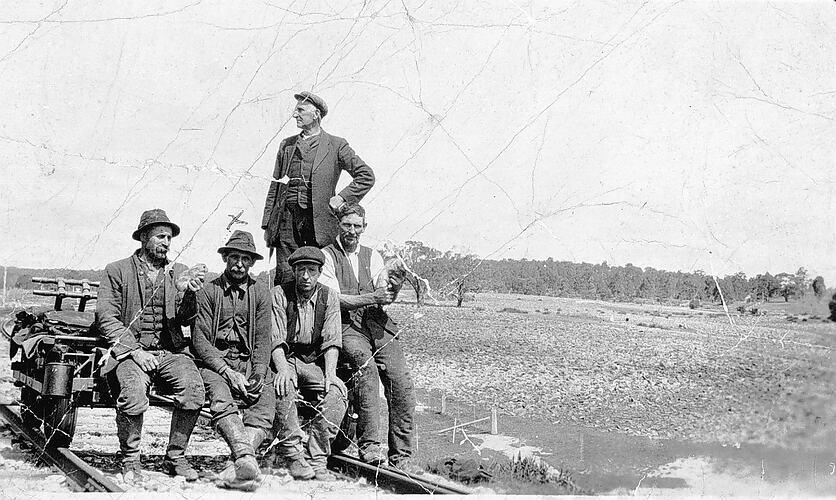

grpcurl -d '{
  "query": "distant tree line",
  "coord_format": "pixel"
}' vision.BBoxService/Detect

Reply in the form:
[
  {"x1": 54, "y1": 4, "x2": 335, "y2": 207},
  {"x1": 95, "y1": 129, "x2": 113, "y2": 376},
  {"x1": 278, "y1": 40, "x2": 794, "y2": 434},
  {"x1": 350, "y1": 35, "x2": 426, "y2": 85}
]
[
  {"x1": 395, "y1": 241, "x2": 824, "y2": 306},
  {"x1": 2, "y1": 247, "x2": 825, "y2": 307}
]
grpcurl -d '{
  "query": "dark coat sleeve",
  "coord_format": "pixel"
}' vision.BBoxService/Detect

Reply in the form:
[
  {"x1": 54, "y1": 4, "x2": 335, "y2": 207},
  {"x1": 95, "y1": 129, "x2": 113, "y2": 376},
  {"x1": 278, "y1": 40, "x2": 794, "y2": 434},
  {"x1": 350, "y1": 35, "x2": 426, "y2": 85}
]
[
  {"x1": 96, "y1": 261, "x2": 141, "y2": 358},
  {"x1": 336, "y1": 138, "x2": 375, "y2": 204},
  {"x1": 191, "y1": 286, "x2": 227, "y2": 373},
  {"x1": 262, "y1": 139, "x2": 286, "y2": 229},
  {"x1": 251, "y1": 283, "x2": 272, "y2": 378}
]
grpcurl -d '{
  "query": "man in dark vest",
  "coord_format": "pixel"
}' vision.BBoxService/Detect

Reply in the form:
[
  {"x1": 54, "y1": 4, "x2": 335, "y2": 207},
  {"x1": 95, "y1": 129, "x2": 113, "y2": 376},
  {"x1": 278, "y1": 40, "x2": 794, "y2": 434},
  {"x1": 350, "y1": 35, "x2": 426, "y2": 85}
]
[
  {"x1": 96, "y1": 209, "x2": 206, "y2": 483},
  {"x1": 319, "y1": 204, "x2": 417, "y2": 470},
  {"x1": 192, "y1": 230, "x2": 274, "y2": 491},
  {"x1": 271, "y1": 246, "x2": 346, "y2": 481},
  {"x1": 262, "y1": 91, "x2": 375, "y2": 286}
]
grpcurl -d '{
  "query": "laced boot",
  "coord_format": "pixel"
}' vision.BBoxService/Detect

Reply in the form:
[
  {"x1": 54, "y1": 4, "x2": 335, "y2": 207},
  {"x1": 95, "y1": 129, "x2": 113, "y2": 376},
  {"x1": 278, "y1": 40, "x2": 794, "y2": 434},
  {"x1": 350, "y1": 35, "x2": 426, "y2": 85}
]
[{"x1": 215, "y1": 415, "x2": 261, "y2": 491}]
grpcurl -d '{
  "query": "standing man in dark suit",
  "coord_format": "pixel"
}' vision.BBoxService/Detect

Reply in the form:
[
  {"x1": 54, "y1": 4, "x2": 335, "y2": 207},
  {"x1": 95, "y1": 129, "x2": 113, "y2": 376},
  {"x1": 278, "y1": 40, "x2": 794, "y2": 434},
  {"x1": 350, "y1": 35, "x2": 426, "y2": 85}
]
[{"x1": 262, "y1": 91, "x2": 375, "y2": 286}]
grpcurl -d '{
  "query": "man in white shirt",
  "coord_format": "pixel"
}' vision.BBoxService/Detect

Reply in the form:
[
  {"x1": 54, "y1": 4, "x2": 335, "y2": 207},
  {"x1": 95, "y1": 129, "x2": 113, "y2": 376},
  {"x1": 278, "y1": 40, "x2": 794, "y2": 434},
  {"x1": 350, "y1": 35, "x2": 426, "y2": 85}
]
[
  {"x1": 319, "y1": 204, "x2": 417, "y2": 470},
  {"x1": 271, "y1": 246, "x2": 346, "y2": 481}
]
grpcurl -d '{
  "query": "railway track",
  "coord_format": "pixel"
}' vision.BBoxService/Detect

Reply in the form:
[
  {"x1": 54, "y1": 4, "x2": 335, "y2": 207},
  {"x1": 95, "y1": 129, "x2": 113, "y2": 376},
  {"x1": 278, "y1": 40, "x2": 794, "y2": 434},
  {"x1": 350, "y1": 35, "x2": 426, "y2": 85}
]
[
  {"x1": 0, "y1": 403, "x2": 123, "y2": 492},
  {"x1": 1, "y1": 397, "x2": 471, "y2": 495},
  {"x1": 329, "y1": 452, "x2": 471, "y2": 495}
]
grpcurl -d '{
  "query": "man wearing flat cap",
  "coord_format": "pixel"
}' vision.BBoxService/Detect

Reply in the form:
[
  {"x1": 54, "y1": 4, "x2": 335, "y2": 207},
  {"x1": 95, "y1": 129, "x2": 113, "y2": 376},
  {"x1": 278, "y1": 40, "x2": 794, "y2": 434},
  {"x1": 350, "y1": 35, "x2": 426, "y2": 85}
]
[
  {"x1": 270, "y1": 246, "x2": 346, "y2": 481},
  {"x1": 262, "y1": 91, "x2": 376, "y2": 286},
  {"x1": 191, "y1": 230, "x2": 274, "y2": 490},
  {"x1": 96, "y1": 209, "x2": 207, "y2": 484}
]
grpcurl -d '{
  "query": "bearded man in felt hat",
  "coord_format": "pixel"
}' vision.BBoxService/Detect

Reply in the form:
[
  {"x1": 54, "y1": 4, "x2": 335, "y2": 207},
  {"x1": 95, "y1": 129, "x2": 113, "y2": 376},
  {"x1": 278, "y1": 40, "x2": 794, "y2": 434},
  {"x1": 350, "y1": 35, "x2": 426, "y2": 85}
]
[
  {"x1": 96, "y1": 208, "x2": 207, "y2": 484},
  {"x1": 270, "y1": 246, "x2": 346, "y2": 481},
  {"x1": 191, "y1": 230, "x2": 275, "y2": 490},
  {"x1": 262, "y1": 91, "x2": 376, "y2": 286}
]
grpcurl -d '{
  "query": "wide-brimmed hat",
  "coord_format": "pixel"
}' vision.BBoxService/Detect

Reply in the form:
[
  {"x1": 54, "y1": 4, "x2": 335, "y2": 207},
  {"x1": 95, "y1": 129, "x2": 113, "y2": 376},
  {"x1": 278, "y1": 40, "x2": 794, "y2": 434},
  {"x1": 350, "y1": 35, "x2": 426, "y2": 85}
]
[
  {"x1": 132, "y1": 209, "x2": 181, "y2": 241},
  {"x1": 288, "y1": 246, "x2": 325, "y2": 268},
  {"x1": 293, "y1": 91, "x2": 328, "y2": 118},
  {"x1": 217, "y1": 230, "x2": 264, "y2": 260}
]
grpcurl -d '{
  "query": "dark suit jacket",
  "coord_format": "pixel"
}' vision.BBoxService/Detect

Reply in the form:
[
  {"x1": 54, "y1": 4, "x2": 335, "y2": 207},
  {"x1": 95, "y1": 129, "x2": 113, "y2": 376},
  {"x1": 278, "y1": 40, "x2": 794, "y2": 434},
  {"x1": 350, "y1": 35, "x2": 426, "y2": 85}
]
[
  {"x1": 262, "y1": 130, "x2": 375, "y2": 247},
  {"x1": 95, "y1": 251, "x2": 195, "y2": 373}
]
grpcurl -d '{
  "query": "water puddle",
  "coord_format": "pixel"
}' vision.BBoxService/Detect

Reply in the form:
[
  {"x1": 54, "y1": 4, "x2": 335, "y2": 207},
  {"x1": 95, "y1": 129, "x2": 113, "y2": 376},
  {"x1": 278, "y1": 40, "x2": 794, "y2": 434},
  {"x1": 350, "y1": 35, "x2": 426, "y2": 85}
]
[{"x1": 467, "y1": 417, "x2": 835, "y2": 496}]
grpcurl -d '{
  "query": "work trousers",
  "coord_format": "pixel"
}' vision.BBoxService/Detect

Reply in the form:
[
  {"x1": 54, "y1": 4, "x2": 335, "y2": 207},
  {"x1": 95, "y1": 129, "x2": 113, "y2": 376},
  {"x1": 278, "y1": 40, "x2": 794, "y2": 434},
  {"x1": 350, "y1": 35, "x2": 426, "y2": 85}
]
[
  {"x1": 110, "y1": 351, "x2": 205, "y2": 415},
  {"x1": 108, "y1": 351, "x2": 205, "y2": 461},
  {"x1": 272, "y1": 358, "x2": 347, "y2": 469},
  {"x1": 341, "y1": 325, "x2": 415, "y2": 464},
  {"x1": 200, "y1": 360, "x2": 275, "y2": 432},
  {"x1": 273, "y1": 203, "x2": 320, "y2": 285}
]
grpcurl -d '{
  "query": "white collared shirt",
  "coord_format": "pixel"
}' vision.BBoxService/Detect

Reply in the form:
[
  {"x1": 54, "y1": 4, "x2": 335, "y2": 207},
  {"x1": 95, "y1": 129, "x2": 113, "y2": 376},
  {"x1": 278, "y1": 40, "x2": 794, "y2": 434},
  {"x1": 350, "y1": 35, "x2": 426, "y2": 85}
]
[{"x1": 319, "y1": 239, "x2": 385, "y2": 293}]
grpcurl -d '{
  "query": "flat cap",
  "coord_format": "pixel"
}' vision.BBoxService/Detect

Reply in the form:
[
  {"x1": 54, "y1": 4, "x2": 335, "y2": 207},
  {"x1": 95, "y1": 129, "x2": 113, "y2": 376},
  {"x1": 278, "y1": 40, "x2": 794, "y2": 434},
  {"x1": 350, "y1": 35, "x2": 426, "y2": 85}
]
[
  {"x1": 132, "y1": 208, "x2": 180, "y2": 241},
  {"x1": 288, "y1": 246, "x2": 325, "y2": 268},
  {"x1": 293, "y1": 91, "x2": 328, "y2": 118}
]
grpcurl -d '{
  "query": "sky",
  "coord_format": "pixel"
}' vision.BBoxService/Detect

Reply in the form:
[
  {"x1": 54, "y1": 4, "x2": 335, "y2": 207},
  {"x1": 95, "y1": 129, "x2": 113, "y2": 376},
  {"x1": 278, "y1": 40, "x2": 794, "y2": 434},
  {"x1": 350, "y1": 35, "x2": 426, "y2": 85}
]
[{"x1": 1, "y1": 0, "x2": 835, "y2": 283}]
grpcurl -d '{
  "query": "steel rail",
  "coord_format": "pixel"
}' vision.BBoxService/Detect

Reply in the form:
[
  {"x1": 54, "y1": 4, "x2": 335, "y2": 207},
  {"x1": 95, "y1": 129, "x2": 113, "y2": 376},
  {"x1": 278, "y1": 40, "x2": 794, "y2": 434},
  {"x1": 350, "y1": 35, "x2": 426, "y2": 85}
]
[
  {"x1": 328, "y1": 452, "x2": 471, "y2": 495},
  {"x1": 0, "y1": 403, "x2": 123, "y2": 493},
  {"x1": 151, "y1": 394, "x2": 471, "y2": 495}
]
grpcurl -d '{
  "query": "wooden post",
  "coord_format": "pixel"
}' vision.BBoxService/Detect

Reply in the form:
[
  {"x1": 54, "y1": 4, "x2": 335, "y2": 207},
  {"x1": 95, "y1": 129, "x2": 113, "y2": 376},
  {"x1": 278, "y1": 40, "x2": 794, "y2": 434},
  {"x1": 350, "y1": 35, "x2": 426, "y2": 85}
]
[
  {"x1": 440, "y1": 393, "x2": 447, "y2": 415},
  {"x1": 490, "y1": 408, "x2": 498, "y2": 435},
  {"x1": 451, "y1": 417, "x2": 457, "y2": 443}
]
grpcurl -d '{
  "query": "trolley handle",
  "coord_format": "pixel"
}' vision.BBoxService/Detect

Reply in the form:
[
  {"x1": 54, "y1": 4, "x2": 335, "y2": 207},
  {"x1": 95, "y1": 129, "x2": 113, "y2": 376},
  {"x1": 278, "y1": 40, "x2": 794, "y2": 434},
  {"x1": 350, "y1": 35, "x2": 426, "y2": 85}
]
[{"x1": 31, "y1": 277, "x2": 99, "y2": 312}]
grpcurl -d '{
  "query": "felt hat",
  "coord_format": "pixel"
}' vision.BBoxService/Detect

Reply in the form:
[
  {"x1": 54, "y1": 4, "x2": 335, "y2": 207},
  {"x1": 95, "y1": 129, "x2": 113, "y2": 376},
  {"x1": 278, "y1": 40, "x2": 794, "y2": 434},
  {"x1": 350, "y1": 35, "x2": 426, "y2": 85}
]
[
  {"x1": 217, "y1": 230, "x2": 264, "y2": 260},
  {"x1": 293, "y1": 91, "x2": 328, "y2": 117},
  {"x1": 132, "y1": 208, "x2": 180, "y2": 241},
  {"x1": 288, "y1": 246, "x2": 325, "y2": 268}
]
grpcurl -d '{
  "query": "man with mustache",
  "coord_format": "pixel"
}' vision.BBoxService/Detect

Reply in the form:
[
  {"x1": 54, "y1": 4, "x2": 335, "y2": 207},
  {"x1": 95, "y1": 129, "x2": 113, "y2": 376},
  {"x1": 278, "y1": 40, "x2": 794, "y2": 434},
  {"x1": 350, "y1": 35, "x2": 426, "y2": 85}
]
[
  {"x1": 271, "y1": 246, "x2": 346, "y2": 481},
  {"x1": 318, "y1": 204, "x2": 417, "y2": 471},
  {"x1": 191, "y1": 230, "x2": 274, "y2": 491},
  {"x1": 96, "y1": 209, "x2": 206, "y2": 484},
  {"x1": 262, "y1": 91, "x2": 375, "y2": 286}
]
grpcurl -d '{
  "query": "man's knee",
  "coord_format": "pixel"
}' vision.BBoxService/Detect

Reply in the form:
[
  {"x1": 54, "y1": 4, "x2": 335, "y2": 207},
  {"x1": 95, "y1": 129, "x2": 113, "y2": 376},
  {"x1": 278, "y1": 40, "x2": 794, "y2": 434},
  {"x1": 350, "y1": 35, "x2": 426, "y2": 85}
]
[
  {"x1": 114, "y1": 361, "x2": 149, "y2": 414},
  {"x1": 321, "y1": 386, "x2": 348, "y2": 425},
  {"x1": 342, "y1": 344, "x2": 374, "y2": 371},
  {"x1": 117, "y1": 385, "x2": 149, "y2": 415},
  {"x1": 175, "y1": 377, "x2": 206, "y2": 410},
  {"x1": 168, "y1": 355, "x2": 206, "y2": 410}
]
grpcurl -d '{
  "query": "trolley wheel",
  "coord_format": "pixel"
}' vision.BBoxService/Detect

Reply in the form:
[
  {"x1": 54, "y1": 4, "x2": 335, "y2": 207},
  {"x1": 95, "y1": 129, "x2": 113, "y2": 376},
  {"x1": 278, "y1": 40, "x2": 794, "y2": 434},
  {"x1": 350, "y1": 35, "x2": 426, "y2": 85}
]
[
  {"x1": 42, "y1": 396, "x2": 77, "y2": 448},
  {"x1": 19, "y1": 387, "x2": 41, "y2": 429}
]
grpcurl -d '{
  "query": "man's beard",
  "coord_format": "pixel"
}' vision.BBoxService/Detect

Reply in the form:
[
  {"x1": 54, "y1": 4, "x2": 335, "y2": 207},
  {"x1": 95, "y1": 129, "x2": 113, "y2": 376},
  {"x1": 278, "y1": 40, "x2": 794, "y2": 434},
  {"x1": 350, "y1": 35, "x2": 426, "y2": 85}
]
[{"x1": 340, "y1": 234, "x2": 359, "y2": 251}]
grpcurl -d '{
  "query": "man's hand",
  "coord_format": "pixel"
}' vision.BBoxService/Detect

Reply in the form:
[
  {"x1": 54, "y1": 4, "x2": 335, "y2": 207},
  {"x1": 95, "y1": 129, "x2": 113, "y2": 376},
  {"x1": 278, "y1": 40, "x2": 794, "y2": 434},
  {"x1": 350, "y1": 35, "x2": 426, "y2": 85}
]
[
  {"x1": 328, "y1": 194, "x2": 345, "y2": 214},
  {"x1": 221, "y1": 366, "x2": 249, "y2": 396},
  {"x1": 273, "y1": 362, "x2": 295, "y2": 399},
  {"x1": 186, "y1": 275, "x2": 204, "y2": 292},
  {"x1": 372, "y1": 287, "x2": 394, "y2": 305},
  {"x1": 130, "y1": 350, "x2": 158, "y2": 372},
  {"x1": 323, "y1": 370, "x2": 347, "y2": 397}
]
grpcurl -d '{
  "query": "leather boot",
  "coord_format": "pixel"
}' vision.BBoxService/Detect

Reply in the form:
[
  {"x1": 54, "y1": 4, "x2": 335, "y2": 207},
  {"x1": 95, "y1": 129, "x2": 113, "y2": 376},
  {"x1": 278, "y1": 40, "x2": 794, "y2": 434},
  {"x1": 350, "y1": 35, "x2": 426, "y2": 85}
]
[
  {"x1": 215, "y1": 415, "x2": 261, "y2": 490},
  {"x1": 163, "y1": 409, "x2": 200, "y2": 481},
  {"x1": 115, "y1": 412, "x2": 144, "y2": 484},
  {"x1": 247, "y1": 427, "x2": 268, "y2": 454}
]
